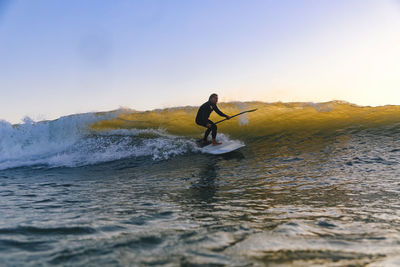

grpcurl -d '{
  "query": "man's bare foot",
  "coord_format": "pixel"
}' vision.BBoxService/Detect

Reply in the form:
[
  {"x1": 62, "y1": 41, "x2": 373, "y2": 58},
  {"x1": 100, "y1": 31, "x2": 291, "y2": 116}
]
[{"x1": 212, "y1": 139, "x2": 222, "y2": 146}]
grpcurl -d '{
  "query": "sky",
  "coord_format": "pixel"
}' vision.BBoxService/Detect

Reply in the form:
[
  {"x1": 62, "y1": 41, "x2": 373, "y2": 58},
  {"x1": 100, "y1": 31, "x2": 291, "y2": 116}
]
[{"x1": 0, "y1": 0, "x2": 400, "y2": 123}]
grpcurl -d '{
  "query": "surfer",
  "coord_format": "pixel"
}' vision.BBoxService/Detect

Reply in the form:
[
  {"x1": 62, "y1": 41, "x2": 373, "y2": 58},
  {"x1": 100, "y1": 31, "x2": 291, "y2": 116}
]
[{"x1": 195, "y1": 93, "x2": 231, "y2": 146}]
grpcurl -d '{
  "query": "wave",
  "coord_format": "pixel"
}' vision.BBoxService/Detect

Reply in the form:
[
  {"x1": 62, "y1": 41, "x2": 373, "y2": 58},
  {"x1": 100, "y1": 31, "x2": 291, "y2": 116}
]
[
  {"x1": 1, "y1": 101, "x2": 400, "y2": 170},
  {"x1": 0, "y1": 111, "x2": 197, "y2": 170},
  {"x1": 91, "y1": 100, "x2": 400, "y2": 138}
]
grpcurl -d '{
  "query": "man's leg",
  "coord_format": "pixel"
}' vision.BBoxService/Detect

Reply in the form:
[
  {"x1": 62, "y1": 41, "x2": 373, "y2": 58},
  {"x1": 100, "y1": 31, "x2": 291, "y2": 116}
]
[
  {"x1": 211, "y1": 123, "x2": 217, "y2": 139},
  {"x1": 209, "y1": 121, "x2": 221, "y2": 145},
  {"x1": 203, "y1": 127, "x2": 211, "y2": 141},
  {"x1": 196, "y1": 120, "x2": 211, "y2": 142}
]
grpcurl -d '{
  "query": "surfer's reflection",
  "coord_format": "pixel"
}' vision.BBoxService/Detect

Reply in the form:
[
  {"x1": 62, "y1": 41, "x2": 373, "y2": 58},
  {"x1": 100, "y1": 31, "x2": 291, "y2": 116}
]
[
  {"x1": 189, "y1": 152, "x2": 244, "y2": 204},
  {"x1": 190, "y1": 158, "x2": 218, "y2": 204}
]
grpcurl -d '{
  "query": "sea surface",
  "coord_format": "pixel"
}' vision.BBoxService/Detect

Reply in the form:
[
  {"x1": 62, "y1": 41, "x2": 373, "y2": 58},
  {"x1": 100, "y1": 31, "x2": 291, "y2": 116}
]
[{"x1": 1, "y1": 101, "x2": 400, "y2": 266}]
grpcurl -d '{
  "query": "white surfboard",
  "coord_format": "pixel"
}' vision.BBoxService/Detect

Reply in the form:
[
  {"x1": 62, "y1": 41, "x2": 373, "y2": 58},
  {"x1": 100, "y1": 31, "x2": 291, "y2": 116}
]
[{"x1": 200, "y1": 140, "x2": 245, "y2": 155}]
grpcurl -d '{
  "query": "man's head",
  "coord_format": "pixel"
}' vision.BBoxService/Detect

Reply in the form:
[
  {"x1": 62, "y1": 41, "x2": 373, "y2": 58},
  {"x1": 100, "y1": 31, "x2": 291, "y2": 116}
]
[{"x1": 209, "y1": 93, "x2": 218, "y2": 104}]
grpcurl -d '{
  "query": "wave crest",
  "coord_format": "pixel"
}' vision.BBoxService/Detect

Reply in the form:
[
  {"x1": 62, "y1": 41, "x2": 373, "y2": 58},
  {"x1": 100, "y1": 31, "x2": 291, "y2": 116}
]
[{"x1": 91, "y1": 101, "x2": 400, "y2": 138}]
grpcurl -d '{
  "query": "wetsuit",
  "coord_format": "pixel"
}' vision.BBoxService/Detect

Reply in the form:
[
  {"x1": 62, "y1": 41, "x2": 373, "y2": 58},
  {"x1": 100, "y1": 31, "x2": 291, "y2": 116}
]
[{"x1": 195, "y1": 101, "x2": 228, "y2": 141}]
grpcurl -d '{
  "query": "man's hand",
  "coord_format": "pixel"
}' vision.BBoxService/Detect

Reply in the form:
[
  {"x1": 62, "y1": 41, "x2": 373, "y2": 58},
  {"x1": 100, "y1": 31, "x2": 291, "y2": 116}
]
[
  {"x1": 226, "y1": 115, "x2": 231, "y2": 120},
  {"x1": 206, "y1": 123, "x2": 212, "y2": 128}
]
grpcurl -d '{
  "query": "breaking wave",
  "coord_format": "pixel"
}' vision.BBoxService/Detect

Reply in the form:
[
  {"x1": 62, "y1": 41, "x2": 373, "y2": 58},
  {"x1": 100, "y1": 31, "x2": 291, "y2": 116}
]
[{"x1": 1, "y1": 101, "x2": 399, "y2": 170}]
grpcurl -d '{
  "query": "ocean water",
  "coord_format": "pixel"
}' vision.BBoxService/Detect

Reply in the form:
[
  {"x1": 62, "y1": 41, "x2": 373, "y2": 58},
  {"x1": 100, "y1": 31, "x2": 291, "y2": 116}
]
[{"x1": 1, "y1": 101, "x2": 400, "y2": 266}]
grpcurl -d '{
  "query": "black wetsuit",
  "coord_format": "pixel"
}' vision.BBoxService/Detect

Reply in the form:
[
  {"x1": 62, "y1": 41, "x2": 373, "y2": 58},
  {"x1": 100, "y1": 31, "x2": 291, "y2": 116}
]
[{"x1": 195, "y1": 101, "x2": 228, "y2": 141}]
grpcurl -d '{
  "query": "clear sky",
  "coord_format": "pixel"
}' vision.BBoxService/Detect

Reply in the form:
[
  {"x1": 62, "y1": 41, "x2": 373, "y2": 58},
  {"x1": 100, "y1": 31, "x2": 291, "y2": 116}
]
[{"x1": 1, "y1": 0, "x2": 400, "y2": 123}]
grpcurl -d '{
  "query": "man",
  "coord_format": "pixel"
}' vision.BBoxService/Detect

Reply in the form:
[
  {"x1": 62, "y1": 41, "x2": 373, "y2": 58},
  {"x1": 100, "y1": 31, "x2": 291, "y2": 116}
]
[{"x1": 195, "y1": 93, "x2": 230, "y2": 146}]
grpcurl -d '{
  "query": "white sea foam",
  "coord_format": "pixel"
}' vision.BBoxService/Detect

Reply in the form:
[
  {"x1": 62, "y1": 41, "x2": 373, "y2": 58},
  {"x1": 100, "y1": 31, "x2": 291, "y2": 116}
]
[
  {"x1": 233, "y1": 102, "x2": 250, "y2": 126},
  {"x1": 0, "y1": 112, "x2": 197, "y2": 170}
]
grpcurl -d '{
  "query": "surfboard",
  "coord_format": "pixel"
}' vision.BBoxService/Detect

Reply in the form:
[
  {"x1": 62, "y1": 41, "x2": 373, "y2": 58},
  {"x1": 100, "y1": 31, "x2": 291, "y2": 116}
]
[{"x1": 199, "y1": 140, "x2": 245, "y2": 155}]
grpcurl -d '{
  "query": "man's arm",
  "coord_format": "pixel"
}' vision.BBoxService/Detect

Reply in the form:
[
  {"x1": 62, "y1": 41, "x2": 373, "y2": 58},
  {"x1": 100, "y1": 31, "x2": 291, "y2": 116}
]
[{"x1": 213, "y1": 105, "x2": 229, "y2": 118}]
